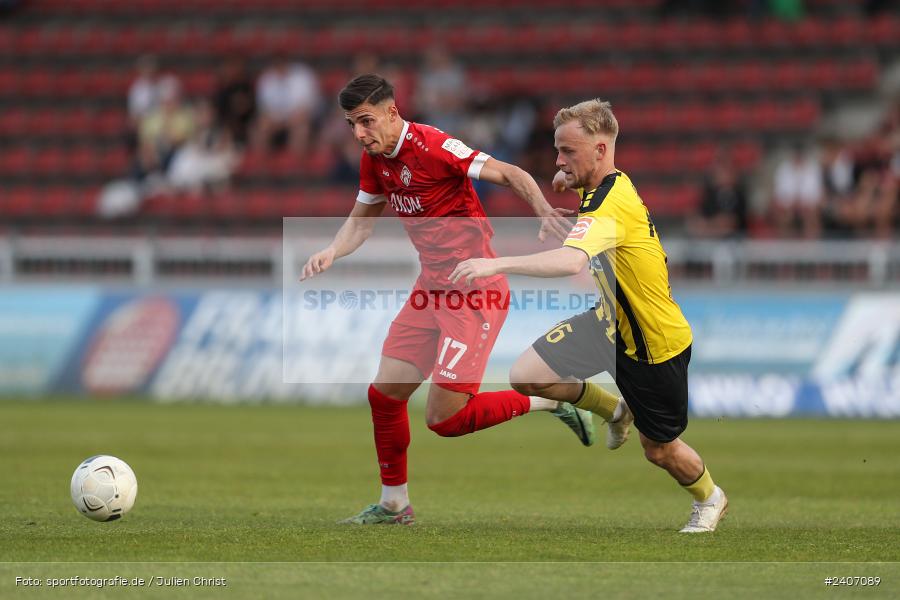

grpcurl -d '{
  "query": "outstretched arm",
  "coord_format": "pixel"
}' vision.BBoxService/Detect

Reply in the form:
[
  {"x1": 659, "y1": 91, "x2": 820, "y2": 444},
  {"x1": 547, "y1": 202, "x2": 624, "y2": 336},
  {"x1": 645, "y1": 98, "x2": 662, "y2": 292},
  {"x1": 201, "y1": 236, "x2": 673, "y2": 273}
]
[
  {"x1": 478, "y1": 158, "x2": 573, "y2": 242},
  {"x1": 300, "y1": 200, "x2": 386, "y2": 280},
  {"x1": 449, "y1": 246, "x2": 588, "y2": 285}
]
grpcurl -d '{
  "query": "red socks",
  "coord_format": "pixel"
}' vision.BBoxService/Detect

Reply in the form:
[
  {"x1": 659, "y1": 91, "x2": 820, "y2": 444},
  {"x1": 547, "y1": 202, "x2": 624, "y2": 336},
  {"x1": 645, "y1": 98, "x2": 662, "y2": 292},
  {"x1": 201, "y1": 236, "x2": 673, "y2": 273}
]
[
  {"x1": 428, "y1": 389, "x2": 531, "y2": 437},
  {"x1": 368, "y1": 386, "x2": 530, "y2": 484},
  {"x1": 368, "y1": 384, "x2": 410, "y2": 486}
]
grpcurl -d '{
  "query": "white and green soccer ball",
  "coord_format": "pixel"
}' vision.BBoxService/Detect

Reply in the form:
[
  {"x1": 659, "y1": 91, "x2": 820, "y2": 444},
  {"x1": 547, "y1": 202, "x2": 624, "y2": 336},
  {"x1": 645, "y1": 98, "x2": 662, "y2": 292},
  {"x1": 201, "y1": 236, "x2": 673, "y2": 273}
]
[{"x1": 70, "y1": 455, "x2": 138, "y2": 522}]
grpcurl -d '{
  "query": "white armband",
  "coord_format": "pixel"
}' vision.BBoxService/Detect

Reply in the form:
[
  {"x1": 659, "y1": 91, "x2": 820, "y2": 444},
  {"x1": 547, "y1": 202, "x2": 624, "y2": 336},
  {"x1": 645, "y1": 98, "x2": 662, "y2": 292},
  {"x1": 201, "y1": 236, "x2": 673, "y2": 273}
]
[
  {"x1": 356, "y1": 190, "x2": 386, "y2": 204},
  {"x1": 467, "y1": 152, "x2": 491, "y2": 180}
]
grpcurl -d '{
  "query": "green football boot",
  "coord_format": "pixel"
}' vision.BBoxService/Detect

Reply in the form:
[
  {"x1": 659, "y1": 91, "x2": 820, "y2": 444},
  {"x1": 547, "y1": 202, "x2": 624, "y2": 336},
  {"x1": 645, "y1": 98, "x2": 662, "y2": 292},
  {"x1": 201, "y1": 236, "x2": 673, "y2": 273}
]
[
  {"x1": 339, "y1": 503, "x2": 416, "y2": 525},
  {"x1": 551, "y1": 402, "x2": 596, "y2": 447}
]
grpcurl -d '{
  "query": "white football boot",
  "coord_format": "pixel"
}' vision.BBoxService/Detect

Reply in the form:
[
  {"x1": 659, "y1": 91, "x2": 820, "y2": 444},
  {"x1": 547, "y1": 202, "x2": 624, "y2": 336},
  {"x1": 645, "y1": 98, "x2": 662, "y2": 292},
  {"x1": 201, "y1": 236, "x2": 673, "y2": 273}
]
[
  {"x1": 680, "y1": 486, "x2": 729, "y2": 533},
  {"x1": 606, "y1": 398, "x2": 633, "y2": 450}
]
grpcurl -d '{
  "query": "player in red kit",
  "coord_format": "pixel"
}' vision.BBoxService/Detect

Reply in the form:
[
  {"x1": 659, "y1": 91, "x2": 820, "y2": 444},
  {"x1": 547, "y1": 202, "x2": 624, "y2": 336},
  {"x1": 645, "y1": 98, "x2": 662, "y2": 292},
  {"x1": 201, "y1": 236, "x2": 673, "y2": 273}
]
[{"x1": 301, "y1": 74, "x2": 595, "y2": 525}]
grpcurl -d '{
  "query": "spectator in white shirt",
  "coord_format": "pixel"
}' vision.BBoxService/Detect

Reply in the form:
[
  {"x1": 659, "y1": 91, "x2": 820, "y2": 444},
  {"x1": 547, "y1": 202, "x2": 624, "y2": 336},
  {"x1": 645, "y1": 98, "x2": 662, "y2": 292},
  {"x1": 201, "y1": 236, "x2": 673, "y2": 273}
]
[
  {"x1": 128, "y1": 55, "x2": 167, "y2": 124},
  {"x1": 772, "y1": 144, "x2": 823, "y2": 238},
  {"x1": 252, "y1": 55, "x2": 321, "y2": 154}
]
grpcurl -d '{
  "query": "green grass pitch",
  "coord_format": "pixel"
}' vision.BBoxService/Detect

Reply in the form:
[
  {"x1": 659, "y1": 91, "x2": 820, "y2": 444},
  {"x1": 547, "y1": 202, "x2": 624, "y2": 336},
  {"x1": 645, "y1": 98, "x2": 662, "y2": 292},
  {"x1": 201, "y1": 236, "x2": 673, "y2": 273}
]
[{"x1": 1, "y1": 400, "x2": 898, "y2": 599}]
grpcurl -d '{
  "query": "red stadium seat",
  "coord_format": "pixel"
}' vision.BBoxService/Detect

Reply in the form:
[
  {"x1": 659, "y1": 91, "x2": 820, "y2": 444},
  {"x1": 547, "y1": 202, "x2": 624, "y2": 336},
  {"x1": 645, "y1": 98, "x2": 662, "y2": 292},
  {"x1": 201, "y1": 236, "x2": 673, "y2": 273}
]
[
  {"x1": 0, "y1": 109, "x2": 29, "y2": 137},
  {"x1": 870, "y1": 15, "x2": 900, "y2": 46},
  {"x1": 4, "y1": 188, "x2": 35, "y2": 217},
  {"x1": 2, "y1": 147, "x2": 32, "y2": 176}
]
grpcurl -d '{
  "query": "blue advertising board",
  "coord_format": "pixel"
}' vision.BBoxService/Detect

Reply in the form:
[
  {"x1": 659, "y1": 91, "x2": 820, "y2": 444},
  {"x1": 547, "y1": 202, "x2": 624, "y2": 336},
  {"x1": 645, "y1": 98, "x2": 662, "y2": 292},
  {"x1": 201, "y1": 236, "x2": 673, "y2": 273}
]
[{"x1": 0, "y1": 286, "x2": 897, "y2": 417}]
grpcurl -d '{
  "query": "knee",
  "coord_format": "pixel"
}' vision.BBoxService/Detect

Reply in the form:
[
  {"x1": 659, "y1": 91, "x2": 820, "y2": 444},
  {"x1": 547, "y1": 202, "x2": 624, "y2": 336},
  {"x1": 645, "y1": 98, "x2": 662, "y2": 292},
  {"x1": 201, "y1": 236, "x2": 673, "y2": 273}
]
[
  {"x1": 509, "y1": 364, "x2": 546, "y2": 397},
  {"x1": 509, "y1": 379, "x2": 541, "y2": 396},
  {"x1": 642, "y1": 441, "x2": 673, "y2": 468},
  {"x1": 370, "y1": 381, "x2": 413, "y2": 403},
  {"x1": 426, "y1": 403, "x2": 472, "y2": 437},
  {"x1": 427, "y1": 413, "x2": 465, "y2": 437},
  {"x1": 425, "y1": 411, "x2": 447, "y2": 429}
]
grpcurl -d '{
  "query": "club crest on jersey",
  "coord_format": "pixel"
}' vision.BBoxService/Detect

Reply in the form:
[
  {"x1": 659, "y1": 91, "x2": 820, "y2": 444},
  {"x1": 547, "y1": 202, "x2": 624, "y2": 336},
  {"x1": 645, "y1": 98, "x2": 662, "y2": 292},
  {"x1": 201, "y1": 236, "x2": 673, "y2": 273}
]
[
  {"x1": 400, "y1": 164, "x2": 412, "y2": 187},
  {"x1": 567, "y1": 217, "x2": 594, "y2": 240}
]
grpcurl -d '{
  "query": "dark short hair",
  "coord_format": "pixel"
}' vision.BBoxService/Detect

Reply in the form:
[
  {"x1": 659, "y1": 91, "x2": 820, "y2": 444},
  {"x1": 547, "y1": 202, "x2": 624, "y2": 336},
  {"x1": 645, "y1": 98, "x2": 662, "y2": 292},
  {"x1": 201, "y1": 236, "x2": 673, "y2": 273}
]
[{"x1": 338, "y1": 74, "x2": 395, "y2": 112}]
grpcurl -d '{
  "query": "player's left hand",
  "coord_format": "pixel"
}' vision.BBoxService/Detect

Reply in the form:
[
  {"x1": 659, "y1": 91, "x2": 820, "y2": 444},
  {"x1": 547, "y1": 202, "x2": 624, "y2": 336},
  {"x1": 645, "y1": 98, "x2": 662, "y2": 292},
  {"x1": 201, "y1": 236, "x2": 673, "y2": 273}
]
[
  {"x1": 449, "y1": 258, "x2": 499, "y2": 285},
  {"x1": 538, "y1": 207, "x2": 576, "y2": 243}
]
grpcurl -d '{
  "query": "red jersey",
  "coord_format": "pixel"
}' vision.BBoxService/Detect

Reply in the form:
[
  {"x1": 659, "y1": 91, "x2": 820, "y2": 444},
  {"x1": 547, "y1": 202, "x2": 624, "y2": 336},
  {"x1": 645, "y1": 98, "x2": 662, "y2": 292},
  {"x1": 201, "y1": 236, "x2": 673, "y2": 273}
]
[{"x1": 356, "y1": 121, "x2": 500, "y2": 289}]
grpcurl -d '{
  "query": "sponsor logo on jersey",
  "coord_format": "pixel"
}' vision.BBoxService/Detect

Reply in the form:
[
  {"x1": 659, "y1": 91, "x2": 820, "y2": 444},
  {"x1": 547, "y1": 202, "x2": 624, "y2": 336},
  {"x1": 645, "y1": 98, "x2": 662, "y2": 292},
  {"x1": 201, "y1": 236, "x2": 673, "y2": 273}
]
[
  {"x1": 389, "y1": 192, "x2": 423, "y2": 214},
  {"x1": 567, "y1": 216, "x2": 595, "y2": 240},
  {"x1": 441, "y1": 138, "x2": 474, "y2": 159},
  {"x1": 382, "y1": 170, "x2": 391, "y2": 177},
  {"x1": 400, "y1": 165, "x2": 412, "y2": 187}
]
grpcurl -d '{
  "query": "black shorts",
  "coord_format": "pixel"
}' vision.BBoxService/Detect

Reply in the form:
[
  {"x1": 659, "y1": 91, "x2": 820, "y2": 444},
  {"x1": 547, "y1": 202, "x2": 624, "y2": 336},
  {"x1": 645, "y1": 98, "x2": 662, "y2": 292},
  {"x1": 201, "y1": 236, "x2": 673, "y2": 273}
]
[{"x1": 532, "y1": 309, "x2": 691, "y2": 443}]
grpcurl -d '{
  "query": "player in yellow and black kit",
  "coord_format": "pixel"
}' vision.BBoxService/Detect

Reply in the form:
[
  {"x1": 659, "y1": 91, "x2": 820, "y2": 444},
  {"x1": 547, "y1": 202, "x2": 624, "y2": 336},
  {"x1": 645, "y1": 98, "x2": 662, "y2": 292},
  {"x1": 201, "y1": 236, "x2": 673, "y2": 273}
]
[{"x1": 450, "y1": 99, "x2": 728, "y2": 532}]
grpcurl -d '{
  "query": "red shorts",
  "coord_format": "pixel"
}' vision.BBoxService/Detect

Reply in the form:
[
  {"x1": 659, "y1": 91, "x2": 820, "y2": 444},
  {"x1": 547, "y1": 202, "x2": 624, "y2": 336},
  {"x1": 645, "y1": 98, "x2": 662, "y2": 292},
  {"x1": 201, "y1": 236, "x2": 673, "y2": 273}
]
[{"x1": 381, "y1": 277, "x2": 510, "y2": 395}]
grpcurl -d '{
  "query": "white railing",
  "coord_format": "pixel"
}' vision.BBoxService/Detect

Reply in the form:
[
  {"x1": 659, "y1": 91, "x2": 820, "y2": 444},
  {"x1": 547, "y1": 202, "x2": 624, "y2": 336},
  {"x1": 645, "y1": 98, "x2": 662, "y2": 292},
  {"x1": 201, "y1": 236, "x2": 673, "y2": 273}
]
[{"x1": 0, "y1": 235, "x2": 898, "y2": 287}]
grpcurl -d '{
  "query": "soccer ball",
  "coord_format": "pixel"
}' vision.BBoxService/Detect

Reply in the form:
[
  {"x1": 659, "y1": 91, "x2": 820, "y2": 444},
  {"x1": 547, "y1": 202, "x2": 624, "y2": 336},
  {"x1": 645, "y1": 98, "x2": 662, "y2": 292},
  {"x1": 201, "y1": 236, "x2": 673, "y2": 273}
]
[{"x1": 70, "y1": 455, "x2": 138, "y2": 522}]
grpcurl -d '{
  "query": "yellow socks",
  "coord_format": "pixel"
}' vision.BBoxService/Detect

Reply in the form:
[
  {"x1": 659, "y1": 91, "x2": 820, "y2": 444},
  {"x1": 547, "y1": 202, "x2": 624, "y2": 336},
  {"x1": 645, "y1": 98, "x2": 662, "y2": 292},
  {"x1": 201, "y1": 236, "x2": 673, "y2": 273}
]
[
  {"x1": 683, "y1": 466, "x2": 715, "y2": 502},
  {"x1": 573, "y1": 382, "x2": 620, "y2": 422}
]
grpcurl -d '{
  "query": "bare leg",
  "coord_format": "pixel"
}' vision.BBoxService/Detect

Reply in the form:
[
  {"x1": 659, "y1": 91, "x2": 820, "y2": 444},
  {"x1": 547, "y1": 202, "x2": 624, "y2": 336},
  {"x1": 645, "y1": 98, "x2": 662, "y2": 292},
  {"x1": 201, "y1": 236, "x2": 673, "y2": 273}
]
[
  {"x1": 639, "y1": 432, "x2": 704, "y2": 485},
  {"x1": 509, "y1": 346, "x2": 582, "y2": 402},
  {"x1": 372, "y1": 355, "x2": 424, "y2": 401},
  {"x1": 424, "y1": 385, "x2": 470, "y2": 426}
]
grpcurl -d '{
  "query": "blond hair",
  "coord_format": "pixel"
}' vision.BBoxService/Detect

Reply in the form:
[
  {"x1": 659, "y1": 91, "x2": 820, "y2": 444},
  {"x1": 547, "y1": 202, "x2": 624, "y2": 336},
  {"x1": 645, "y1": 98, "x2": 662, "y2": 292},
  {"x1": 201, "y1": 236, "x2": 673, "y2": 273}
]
[{"x1": 553, "y1": 99, "x2": 618, "y2": 140}]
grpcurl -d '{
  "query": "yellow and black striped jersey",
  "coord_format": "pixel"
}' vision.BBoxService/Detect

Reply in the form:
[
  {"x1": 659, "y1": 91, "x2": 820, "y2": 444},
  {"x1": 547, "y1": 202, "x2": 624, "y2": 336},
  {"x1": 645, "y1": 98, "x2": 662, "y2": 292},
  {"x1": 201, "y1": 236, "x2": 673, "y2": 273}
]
[{"x1": 563, "y1": 170, "x2": 692, "y2": 364}]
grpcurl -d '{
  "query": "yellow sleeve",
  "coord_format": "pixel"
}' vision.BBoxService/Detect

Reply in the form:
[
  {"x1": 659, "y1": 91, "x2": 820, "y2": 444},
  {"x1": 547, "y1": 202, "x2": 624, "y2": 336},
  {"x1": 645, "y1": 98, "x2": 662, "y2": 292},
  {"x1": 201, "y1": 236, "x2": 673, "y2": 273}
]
[{"x1": 563, "y1": 201, "x2": 625, "y2": 257}]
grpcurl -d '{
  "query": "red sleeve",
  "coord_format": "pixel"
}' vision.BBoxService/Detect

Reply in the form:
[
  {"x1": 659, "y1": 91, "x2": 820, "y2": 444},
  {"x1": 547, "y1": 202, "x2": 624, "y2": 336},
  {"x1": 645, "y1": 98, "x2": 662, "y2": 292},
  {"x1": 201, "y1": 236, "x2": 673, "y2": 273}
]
[
  {"x1": 420, "y1": 126, "x2": 491, "y2": 181},
  {"x1": 356, "y1": 151, "x2": 386, "y2": 204}
]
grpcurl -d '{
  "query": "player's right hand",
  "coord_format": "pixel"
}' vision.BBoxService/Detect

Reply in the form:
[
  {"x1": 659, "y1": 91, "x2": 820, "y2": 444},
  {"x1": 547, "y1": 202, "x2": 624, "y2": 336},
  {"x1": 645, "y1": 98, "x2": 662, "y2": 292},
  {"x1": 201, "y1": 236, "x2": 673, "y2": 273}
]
[
  {"x1": 551, "y1": 170, "x2": 568, "y2": 193},
  {"x1": 300, "y1": 247, "x2": 336, "y2": 281}
]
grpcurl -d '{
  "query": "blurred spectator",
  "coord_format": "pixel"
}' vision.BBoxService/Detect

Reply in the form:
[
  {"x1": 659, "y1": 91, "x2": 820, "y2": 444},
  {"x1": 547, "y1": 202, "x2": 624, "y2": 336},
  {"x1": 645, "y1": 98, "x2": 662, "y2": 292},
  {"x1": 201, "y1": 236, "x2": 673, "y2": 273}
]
[
  {"x1": 772, "y1": 144, "x2": 823, "y2": 239},
  {"x1": 252, "y1": 54, "x2": 322, "y2": 154},
  {"x1": 137, "y1": 76, "x2": 195, "y2": 179},
  {"x1": 496, "y1": 96, "x2": 538, "y2": 162},
  {"x1": 853, "y1": 127, "x2": 898, "y2": 240},
  {"x1": 415, "y1": 45, "x2": 467, "y2": 134},
  {"x1": 213, "y1": 58, "x2": 256, "y2": 148},
  {"x1": 319, "y1": 105, "x2": 361, "y2": 185},
  {"x1": 820, "y1": 137, "x2": 860, "y2": 236},
  {"x1": 168, "y1": 100, "x2": 240, "y2": 195},
  {"x1": 688, "y1": 151, "x2": 749, "y2": 238},
  {"x1": 128, "y1": 55, "x2": 166, "y2": 125}
]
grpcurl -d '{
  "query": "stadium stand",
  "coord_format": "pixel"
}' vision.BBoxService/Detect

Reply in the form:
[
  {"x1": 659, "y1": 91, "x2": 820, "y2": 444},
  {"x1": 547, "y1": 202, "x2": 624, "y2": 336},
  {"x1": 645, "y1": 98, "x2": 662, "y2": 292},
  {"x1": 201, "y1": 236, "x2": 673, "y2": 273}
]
[{"x1": 0, "y1": 0, "x2": 898, "y2": 231}]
